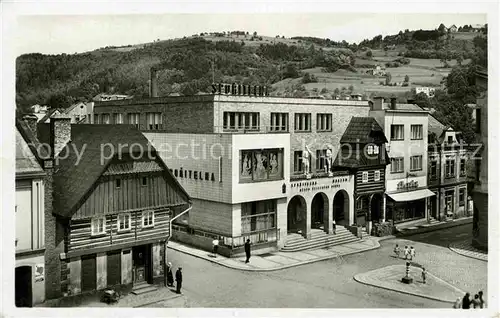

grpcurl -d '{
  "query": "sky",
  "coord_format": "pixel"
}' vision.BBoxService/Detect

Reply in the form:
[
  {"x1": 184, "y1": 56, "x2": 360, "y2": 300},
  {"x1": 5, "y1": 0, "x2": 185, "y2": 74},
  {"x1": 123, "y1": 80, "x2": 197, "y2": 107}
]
[{"x1": 9, "y1": 5, "x2": 487, "y2": 56}]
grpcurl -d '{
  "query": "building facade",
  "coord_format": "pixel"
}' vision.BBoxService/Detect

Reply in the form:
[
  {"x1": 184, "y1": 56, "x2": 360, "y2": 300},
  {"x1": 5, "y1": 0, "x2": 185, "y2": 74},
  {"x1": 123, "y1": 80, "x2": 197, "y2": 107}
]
[
  {"x1": 30, "y1": 117, "x2": 191, "y2": 298},
  {"x1": 333, "y1": 117, "x2": 391, "y2": 234},
  {"x1": 472, "y1": 69, "x2": 488, "y2": 250},
  {"x1": 15, "y1": 124, "x2": 47, "y2": 307},
  {"x1": 93, "y1": 93, "x2": 369, "y2": 254},
  {"x1": 369, "y1": 97, "x2": 434, "y2": 224},
  {"x1": 427, "y1": 116, "x2": 469, "y2": 221}
]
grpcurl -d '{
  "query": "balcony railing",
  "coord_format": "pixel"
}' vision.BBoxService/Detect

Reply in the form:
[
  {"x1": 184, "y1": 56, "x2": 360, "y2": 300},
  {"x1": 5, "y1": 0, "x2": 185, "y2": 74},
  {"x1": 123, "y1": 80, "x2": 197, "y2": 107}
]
[{"x1": 171, "y1": 223, "x2": 279, "y2": 249}]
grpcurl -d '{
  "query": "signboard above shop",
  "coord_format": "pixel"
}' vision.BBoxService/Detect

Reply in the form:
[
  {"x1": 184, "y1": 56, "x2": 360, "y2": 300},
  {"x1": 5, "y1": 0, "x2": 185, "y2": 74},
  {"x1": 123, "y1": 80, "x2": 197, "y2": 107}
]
[{"x1": 212, "y1": 83, "x2": 269, "y2": 97}]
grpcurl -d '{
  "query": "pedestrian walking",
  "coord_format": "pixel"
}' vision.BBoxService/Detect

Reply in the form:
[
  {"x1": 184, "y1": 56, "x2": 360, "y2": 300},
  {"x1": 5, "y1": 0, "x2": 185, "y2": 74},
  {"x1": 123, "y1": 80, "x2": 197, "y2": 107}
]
[
  {"x1": 471, "y1": 294, "x2": 480, "y2": 308},
  {"x1": 478, "y1": 291, "x2": 485, "y2": 308},
  {"x1": 462, "y1": 293, "x2": 471, "y2": 309},
  {"x1": 212, "y1": 238, "x2": 219, "y2": 257},
  {"x1": 244, "y1": 239, "x2": 251, "y2": 263},
  {"x1": 403, "y1": 246, "x2": 409, "y2": 260},
  {"x1": 175, "y1": 267, "x2": 183, "y2": 294},
  {"x1": 166, "y1": 262, "x2": 174, "y2": 287},
  {"x1": 409, "y1": 246, "x2": 416, "y2": 261},
  {"x1": 453, "y1": 298, "x2": 461, "y2": 309},
  {"x1": 332, "y1": 220, "x2": 336, "y2": 235},
  {"x1": 421, "y1": 267, "x2": 426, "y2": 284},
  {"x1": 393, "y1": 244, "x2": 401, "y2": 258}
]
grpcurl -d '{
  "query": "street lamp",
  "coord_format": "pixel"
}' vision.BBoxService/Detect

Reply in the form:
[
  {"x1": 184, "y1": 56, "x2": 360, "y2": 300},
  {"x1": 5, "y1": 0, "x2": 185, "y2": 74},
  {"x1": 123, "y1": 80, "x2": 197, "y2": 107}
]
[{"x1": 401, "y1": 261, "x2": 413, "y2": 284}]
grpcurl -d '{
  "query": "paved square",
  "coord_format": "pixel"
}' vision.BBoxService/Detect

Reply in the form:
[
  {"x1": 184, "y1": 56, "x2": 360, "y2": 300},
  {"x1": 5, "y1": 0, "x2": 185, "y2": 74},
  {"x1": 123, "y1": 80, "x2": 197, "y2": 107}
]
[{"x1": 354, "y1": 265, "x2": 465, "y2": 303}]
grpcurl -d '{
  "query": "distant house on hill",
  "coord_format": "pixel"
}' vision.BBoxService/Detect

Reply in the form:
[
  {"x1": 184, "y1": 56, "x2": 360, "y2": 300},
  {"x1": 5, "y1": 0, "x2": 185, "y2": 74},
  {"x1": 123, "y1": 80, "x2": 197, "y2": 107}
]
[
  {"x1": 92, "y1": 93, "x2": 133, "y2": 102},
  {"x1": 449, "y1": 25, "x2": 458, "y2": 33},
  {"x1": 415, "y1": 87, "x2": 436, "y2": 98},
  {"x1": 367, "y1": 65, "x2": 387, "y2": 77},
  {"x1": 470, "y1": 24, "x2": 485, "y2": 33}
]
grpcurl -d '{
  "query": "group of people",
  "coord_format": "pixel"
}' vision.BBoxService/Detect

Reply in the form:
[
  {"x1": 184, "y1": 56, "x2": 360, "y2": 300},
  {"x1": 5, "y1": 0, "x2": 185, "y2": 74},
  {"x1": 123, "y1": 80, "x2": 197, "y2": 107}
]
[
  {"x1": 166, "y1": 262, "x2": 183, "y2": 294},
  {"x1": 393, "y1": 244, "x2": 416, "y2": 261},
  {"x1": 455, "y1": 291, "x2": 485, "y2": 309}
]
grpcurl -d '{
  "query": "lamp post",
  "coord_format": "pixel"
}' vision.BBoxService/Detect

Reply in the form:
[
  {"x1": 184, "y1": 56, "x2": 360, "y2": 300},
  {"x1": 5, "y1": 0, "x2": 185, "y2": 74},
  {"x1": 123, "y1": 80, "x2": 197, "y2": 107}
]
[{"x1": 401, "y1": 261, "x2": 413, "y2": 284}]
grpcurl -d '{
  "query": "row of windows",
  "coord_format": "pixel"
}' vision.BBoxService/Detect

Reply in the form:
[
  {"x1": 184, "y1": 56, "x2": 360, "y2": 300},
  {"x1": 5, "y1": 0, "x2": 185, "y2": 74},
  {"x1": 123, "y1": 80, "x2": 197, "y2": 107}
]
[
  {"x1": 429, "y1": 158, "x2": 467, "y2": 179},
  {"x1": 90, "y1": 211, "x2": 154, "y2": 236},
  {"x1": 390, "y1": 124, "x2": 423, "y2": 141},
  {"x1": 223, "y1": 112, "x2": 334, "y2": 132},
  {"x1": 94, "y1": 112, "x2": 162, "y2": 130},
  {"x1": 115, "y1": 177, "x2": 148, "y2": 188},
  {"x1": 390, "y1": 155, "x2": 423, "y2": 173}
]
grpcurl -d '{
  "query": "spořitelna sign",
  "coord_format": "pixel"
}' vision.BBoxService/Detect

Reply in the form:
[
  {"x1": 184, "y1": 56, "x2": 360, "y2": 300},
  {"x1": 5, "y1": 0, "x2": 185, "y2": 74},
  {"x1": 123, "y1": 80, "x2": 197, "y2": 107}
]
[{"x1": 212, "y1": 83, "x2": 269, "y2": 97}]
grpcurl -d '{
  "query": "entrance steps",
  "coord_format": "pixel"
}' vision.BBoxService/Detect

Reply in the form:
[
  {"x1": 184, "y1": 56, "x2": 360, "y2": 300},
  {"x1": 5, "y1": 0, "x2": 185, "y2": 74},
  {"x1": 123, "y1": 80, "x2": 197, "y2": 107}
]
[
  {"x1": 131, "y1": 282, "x2": 158, "y2": 295},
  {"x1": 281, "y1": 227, "x2": 361, "y2": 252}
]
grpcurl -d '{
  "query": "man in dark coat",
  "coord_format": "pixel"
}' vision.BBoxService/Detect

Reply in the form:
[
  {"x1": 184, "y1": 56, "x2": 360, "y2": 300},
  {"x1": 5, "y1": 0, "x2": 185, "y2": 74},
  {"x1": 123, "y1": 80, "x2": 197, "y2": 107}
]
[
  {"x1": 245, "y1": 239, "x2": 251, "y2": 263},
  {"x1": 166, "y1": 262, "x2": 174, "y2": 287},
  {"x1": 175, "y1": 267, "x2": 183, "y2": 294}
]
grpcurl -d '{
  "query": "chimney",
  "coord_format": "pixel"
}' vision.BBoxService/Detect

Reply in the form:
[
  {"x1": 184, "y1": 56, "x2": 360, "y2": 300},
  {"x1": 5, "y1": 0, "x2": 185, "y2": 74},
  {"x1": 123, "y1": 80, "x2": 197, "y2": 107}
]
[
  {"x1": 50, "y1": 115, "x2": 71, "y2": 158},
  {"x1": 22, "y1": 114, "x2": 39, "y2": 136},
  {"x1": 150, "y1": 68, "x2": 158, "y2": 98},
  {"x1": 373, "y1": 96, "x2": 384, "y2": 110},
  {"x1": 390, "y1": 97, "x2": 397, "y2": 110}
]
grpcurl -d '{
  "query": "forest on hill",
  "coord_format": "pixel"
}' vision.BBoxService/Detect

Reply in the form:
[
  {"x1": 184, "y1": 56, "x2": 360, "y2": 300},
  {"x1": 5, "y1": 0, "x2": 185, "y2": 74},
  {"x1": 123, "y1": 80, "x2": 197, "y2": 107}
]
[{"x1": 16, "y1": 25, "x2": 487, "y2": 122}]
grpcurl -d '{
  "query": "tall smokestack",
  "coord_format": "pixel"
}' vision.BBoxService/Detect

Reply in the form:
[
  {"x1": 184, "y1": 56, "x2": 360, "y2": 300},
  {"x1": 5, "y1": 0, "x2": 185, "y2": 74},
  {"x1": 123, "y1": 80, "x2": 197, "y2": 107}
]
[{"x1": 150, "y1": 68, "x2": 158, "y2": 98}]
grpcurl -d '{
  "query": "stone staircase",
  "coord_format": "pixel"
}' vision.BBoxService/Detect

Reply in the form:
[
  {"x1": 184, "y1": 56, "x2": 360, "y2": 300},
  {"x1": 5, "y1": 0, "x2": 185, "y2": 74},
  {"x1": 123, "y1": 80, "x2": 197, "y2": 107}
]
[
  {"x1": 131, "y1": 281, "x2": 158, "y2": 295},
  {"x1": 281, "y1": 226, "x2": 361, "y2": 252}
]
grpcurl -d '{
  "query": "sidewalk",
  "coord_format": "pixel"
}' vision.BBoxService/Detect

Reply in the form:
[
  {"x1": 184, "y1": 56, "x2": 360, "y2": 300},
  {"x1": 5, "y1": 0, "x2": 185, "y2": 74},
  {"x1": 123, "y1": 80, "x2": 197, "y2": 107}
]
[
  {"x1": 168, "y1": 236, "x2": 390, "y2": 272},
  {"x1": 354, "y1": 264, "x2": 465, "y2": 303},
  {"x1": 396, "y1": 217, "x2": 472, "y2": 236},
  {"x1": 449, "y1": 240, "x2": 488, "y2": 262}
]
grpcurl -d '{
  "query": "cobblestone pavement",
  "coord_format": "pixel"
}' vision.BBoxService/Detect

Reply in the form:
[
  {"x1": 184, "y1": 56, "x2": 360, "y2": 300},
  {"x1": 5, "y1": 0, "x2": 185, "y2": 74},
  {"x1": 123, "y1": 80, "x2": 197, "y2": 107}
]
[
  {"x1": 354, "y1": 265, "x2": 465, "y2": 303},
  {"x1": 139, "y1": 224, "x2": 488, "y2": 308},
  {"x1": 449, "y1": 240, "x2": 488, "y2": 261}
]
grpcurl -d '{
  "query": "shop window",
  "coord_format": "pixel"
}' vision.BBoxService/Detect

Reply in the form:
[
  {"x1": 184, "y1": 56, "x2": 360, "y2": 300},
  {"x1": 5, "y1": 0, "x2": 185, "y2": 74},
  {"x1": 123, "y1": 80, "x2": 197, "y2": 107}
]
[
  {"x1": 241, "y1": 199, "x2": 276, "y2": 234},
  {"x1": 91, "y1": 217, "x2": 106, "y2": 236}
]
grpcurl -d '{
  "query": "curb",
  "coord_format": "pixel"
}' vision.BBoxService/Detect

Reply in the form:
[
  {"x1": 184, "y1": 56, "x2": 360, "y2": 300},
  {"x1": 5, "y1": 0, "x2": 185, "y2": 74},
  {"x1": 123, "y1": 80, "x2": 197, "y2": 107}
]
[
  {"x1": 353, "y1": 268, "x2": 462, "y2": 304},
  {"x1": 395, "y1": 218, "x2": 472, "y2": 237},
  {"x1": 168, "y1": 239, "x2": 381, "y2": 272},
  {"x1": 448, "y1": 242, "x2": 488, "y2": 262},
  {"x1": 133, "y1": 294, "x2": 183, "y2": 308}
]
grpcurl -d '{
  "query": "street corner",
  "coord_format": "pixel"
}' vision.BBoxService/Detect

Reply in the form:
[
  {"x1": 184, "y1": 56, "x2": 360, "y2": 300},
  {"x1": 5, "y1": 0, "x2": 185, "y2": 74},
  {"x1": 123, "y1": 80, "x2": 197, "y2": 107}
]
[
  {"x1": 449, "y1": 240, "x2": 488, "y2": 262},
  {"x1": 353, "y1": 264, "x2": 465, "y2": 303}
]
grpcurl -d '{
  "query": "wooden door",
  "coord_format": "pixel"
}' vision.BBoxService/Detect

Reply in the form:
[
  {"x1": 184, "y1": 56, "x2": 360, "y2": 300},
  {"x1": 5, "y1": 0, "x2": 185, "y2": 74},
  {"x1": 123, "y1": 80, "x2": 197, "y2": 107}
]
[
  {"x1": 107, "y1": 250, "x2": 121, "y2": 286},
  {"x1": 81, "y1": 254, "x2": 97, "y2": 292}
]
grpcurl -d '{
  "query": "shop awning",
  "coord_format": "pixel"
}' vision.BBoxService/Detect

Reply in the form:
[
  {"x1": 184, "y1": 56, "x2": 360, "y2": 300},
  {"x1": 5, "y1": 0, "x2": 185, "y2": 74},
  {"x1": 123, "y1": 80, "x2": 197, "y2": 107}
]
[{"x1": 387, "y1": 189, "x2": 435, "y2": 202}]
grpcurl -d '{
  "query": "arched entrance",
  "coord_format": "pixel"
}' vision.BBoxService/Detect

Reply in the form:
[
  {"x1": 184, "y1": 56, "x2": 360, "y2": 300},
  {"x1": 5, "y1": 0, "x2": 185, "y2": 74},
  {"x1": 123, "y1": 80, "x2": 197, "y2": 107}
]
[
  {"x1": 15, "y1": 266, "x2": 32, "y2": 307},
  {"x1": 287, "y1": 195, "x2": 307, "y2": 234},
  {"x1": 333, "y1": 190, "x2": 350, "y2": 226},
  {"x1": 370, "y1": 193, "x2": 383, "y2": 223},
  {"x1": 311, "y1": 192, "x2": 329, "y2": 230}
]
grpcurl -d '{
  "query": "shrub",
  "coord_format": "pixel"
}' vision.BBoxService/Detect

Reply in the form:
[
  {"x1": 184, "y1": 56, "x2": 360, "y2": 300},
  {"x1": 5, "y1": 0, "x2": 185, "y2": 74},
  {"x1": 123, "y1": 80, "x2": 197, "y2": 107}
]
[{"x1": 371, "y1": 222, "x2": 396, "y2": 237}]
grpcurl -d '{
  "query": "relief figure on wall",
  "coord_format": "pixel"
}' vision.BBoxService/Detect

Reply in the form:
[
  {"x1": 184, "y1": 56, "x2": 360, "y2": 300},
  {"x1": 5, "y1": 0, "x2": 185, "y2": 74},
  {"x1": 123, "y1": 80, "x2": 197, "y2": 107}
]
[
  {"x1": 254, "y1": 152, "x2": 268, "y2": 179},
  {"x1": 241, "y1": 153, "x2": 252, "y2": 177},
  {"x1": 269, "y1": 152, "x2": 279, "y2": 175}
]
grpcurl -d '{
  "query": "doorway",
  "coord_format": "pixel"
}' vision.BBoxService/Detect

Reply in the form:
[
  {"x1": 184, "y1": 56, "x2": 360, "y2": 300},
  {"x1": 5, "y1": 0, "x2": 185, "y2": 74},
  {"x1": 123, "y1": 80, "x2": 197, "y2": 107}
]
[
  {"x1": 15, "y1": 266, "x2": 32, "y2": 307},
  {"x1": 133, "y1": 245, "x2": 151, "y2": 284}
]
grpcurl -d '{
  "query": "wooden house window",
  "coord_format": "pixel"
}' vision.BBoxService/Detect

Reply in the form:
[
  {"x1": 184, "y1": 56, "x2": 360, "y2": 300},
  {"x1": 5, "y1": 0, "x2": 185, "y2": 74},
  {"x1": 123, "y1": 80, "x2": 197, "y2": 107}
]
[
  {"x1": 117, "y1": 213, "x2": 131, "y2": 232},
  {"x1": 374, "y1": 170, "x2": 380, "y2": 181},
  {"x1": 91, "y1": 217, "x2": 106, "y2": 236},
  {"x1": 142, "y1": 211, "x2": 155, "y2": 228},
  {"x1": 116, "y1": 179, "x2": 121, "y2": 189},
  {"x1": 142, "y1": 177, "x2": 147, "y2": 186},
  {"x1": 362, "y1": 171, "x2": 369, "y2": 183}
]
